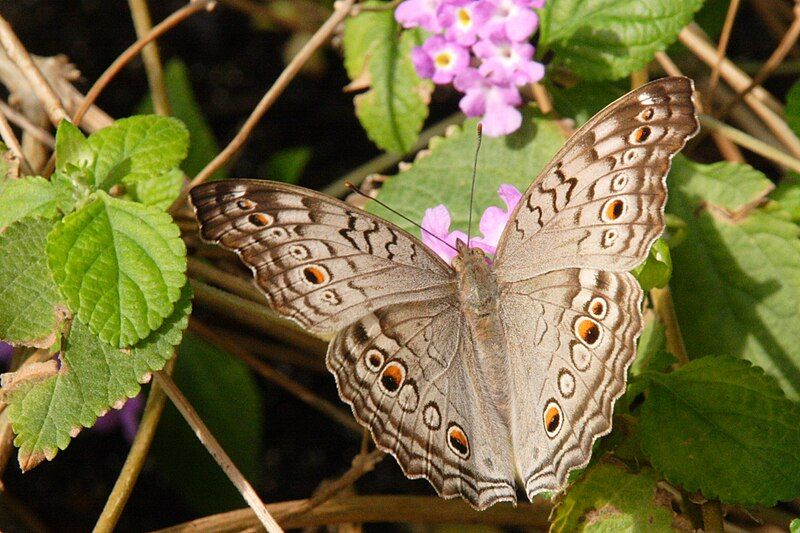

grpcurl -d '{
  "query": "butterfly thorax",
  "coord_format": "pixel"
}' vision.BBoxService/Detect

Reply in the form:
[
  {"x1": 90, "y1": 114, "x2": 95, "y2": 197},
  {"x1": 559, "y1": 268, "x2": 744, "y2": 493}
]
[{"x1": 452, "y1": 241, "x2": 513, "y2": 430}]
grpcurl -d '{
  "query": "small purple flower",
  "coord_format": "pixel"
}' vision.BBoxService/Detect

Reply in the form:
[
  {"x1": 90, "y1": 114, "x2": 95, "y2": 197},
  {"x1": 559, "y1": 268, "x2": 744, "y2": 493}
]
[
  {"x1": 395, "y1": 0, "x2": 444, "y2": 32},
  {"x1": 474, "y1": 38, "x2": 544, "y2": 85},
  {"x1": 412, "y1": 36, "x2": 471, "y2": 84},
  {"x1": 420, "y1": 184, "x2": 522, "y2": 263},
  {"x1": 93, "y1": 394, "x2": 144, "y2": 444},
  {"x1": 439, "y1": 0, "x2": 493, "y2": 46},
  {"x1": 479, "y1": 0, "x2": 540, "y2": 41},
  {"x1": 0, "y1": 342, "x2": 11, "y2": 372},
  {"x1": 455, "y1": 68, "x2": 522, "y2": 136}
]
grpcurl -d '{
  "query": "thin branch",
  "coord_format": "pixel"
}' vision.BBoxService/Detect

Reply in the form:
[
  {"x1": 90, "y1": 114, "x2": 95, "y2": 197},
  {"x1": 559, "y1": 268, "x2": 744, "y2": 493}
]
[
  {"x1": 0, "y1": 13, "x2": 68, "y2": 125},
  {"x1": 0, "y1": 100, "x2": 55, "y2": 148},
  {"x1": 650, "y1": 286, "x2": 689, "y2": 365},
  {"x1": 700, "y1": 114, "x2": 800, "y2": 173},
  {"x1": 128, "y1": 0, "x2": 172, "y2": 116},
  {"x1": 701, "y1": 500, "x2": 725, "y2": 533},
  {"x1": 0, "y1": 102, "x2": 32, "y2": 175},
  {"x1": 93, "y1": 359, "x2": 175, "y2": 533},
  {"x1": 182, "y1": 0, "x2": 358, "y2": 195},
  {"x1": 189, "y1": 320, "x2": 361, "y2": 435},
  {"x1": 152, "y1": 495, "x2": 553, "y2": 532},
  {"x1": 679, "y1": 23, "x2": 800, "y2": 157},
  {"x1": 530, "y1": 82, "x2": 553, "y2": 113},
  {"x1": 630, "y1": 67, "x2": 648, "y2": 90},
  {"x1": 187, "y1": 256, "x2": 265, "y2": 304},
  {"x1": 707, "y1": 0, "x2": 741, "y2": 112},
  {"x1": 153, "y1": 370, "x2": 283, "y2": 533},
  {"x1": 72, "y1": 0, "x2": 214, "y2": 128},
  {"x1": 716, "y1": 2, "x2": 800, "y2": 121}
]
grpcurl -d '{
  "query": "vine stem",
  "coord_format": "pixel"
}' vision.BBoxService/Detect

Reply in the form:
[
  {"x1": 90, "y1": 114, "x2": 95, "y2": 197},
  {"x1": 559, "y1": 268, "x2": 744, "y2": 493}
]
[
  {"x1": 93, "y1": 358, "x2": 175, "y2": 533},
  {"x1": 127, "y1": 0, "x2": 172, "y2": 116},
  {"x1": 0, "y1": 101, "x2": 32, "y2": 175},
  {"x1": 706, "y1": 0, "x2": 740, "y2": 113},
  {"x1": 650, "y1": 286, "x2": 689, "y2": 366},
  {"x1": 179, "y1": 0, "x2": 358, "y2": 198},
  {"x1": 153, "y1": 369, "x2": 283, "y2": 533},
  {"x1": 0, "y1": 13, "x2": 68, "y2": 125}
]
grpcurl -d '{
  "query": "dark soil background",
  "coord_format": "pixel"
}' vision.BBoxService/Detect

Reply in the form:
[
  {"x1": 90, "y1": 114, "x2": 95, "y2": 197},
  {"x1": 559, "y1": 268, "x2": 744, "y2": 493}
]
[{"x1": 0, "y1": 0, "x2": 794, "y2": 531}]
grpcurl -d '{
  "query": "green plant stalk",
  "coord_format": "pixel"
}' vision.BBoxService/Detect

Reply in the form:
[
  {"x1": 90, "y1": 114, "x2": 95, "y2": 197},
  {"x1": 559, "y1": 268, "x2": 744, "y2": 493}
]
[{"x1": 127, "y1": 0, "x2": 171, "y2": 116}]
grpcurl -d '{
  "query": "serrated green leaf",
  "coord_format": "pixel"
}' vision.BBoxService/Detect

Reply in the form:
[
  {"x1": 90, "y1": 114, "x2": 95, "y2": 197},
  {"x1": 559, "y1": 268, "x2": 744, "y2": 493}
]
[
  {"x1": 667, "y1": 157, "x2": 800, "y2": 399},
  {"x1": 368, "y1": 109, "x2": 564, "y2": 234},
  {"x1": 152, "y1": 334, "x2": 263, "y2": 514},
  {"x1": 55, "y1": 120, "x2": 95, "y2": 175},
  {"x1": 0, "y1": 219, "x2": 66, "y2": 347},
  {"x1": 344, "y1": 4, "x2": 432, "y2": 153},
  {"x1": 791, "y1": 518, "x2": 800, "y2": 533},
  {"x1": 539, "y1": 0, "x2": 706, "y2": 80},
  {"x1": 138, "y1": 59, "x2": 226, "y2": 181},
  {"x1": 126, "y1": 168, "x2": 184, "y2": 210},
  {"x1": 47, "y1": 192, "x2": 186, "y2": 347},
  {"x1": 88, "y1": 115, "x2": 189, "y2": 190},
  {"x1": 0, "y1": 175, "x2": 75, "y2": 229},
  {"x1": 772, "y1": 172, "x2": 800, "y2": 223},
  {"x1": 639, "y1": 356, "x2": 800, "y2": 505},
  {"x1": 631, "y1": 238, "x2": 672, "y2": 291},
  {"x1": 552, "y1": 463, "x2": 674, "y2": 532},
  {"x1": 3, "y1": 284, "x2": 191, "y2": 470},
  {"x1": 548, "y1": 80, "x2": 625, "y2": 126}
]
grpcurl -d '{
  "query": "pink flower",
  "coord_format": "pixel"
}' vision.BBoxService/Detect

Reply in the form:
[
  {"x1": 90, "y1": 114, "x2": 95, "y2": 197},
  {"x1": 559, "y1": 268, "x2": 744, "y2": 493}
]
[
  {"x1": 395, "y1": 0, "x2": 445, "y2": 32},
  {"x1": 479, "y1": 0, "x2": 540, "y2": 41},
  {"x1": 412, "y1": 36, "x2": 471, "y2": 84},
  {"x1": 439, "y1": 0, "x2": 493, "y2": 46},
  {"x1": 455, "y1": 68, "x2": 522, "y2": 136},
  {"x1": 473, "y1": 38, "x2": 544, "y2": 85},
  {"x1": 420, "y1": 184, "x2": 522, "y2": 263}
]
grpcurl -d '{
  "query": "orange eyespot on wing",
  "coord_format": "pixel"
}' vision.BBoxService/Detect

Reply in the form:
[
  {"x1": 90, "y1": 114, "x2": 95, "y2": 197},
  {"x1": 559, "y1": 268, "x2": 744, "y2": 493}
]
[
  {"x1": 248, "y1": 212, "x2": 273, "y2": 227},
  {"x1": 380, "y1": 361, "x2": 406, "y2": 394},
  {"x1": 446, "y1": 424, "x2": 470, "y2": 459},
  {"x1": 543, "y1": 400, "x2": 563, "y2": 437},
  {"x1": 602, "y1": 199, "x2": 626, "y2": 222},
  {"x1": 632, "y1": 126, "x2": 652, "y2": 143},
  {"x1": 302, "y1": 265, "x2": 329, "y2": 286},
  {"x1": 575, "y1": 317, "x2": 601, "y2": 347}
]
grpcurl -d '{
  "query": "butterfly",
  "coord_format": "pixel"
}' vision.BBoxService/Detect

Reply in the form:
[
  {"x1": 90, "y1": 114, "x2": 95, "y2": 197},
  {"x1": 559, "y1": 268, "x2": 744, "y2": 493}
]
[{"x1": 190, "y1": 76, "x2": 699, "y2": 510}]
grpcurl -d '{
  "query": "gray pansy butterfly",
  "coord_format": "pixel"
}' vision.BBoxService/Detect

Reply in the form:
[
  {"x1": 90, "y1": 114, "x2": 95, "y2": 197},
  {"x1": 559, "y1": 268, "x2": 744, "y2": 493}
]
[{"x1": 190, "y1": 76, "x2": 699, "y2": 510}]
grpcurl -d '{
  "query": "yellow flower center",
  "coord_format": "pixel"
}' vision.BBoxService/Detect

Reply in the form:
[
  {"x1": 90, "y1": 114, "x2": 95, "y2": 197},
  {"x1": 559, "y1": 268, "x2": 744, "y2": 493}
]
[
  {"x1": 435, "y1": 52, "x2": 453, "y2": 68},
  {"x1": 457, "y1": 7, "x2": 472, "y2": 27}
]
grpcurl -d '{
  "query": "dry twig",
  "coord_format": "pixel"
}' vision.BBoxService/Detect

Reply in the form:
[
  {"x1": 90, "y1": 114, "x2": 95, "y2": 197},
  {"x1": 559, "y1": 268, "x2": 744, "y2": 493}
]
[{"x1": 127, "y1": 0, "x2": 172, "y2": 116}]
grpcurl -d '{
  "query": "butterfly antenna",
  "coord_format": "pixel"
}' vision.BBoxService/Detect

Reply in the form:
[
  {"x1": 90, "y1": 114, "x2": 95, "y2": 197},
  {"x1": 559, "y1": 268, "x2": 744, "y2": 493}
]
[
  {"x1": 467, "y1": 123, "x2": 483, "y2": 245},
  {"x1": 344, "y1": 182, "x2": 458, "y2": 253}
]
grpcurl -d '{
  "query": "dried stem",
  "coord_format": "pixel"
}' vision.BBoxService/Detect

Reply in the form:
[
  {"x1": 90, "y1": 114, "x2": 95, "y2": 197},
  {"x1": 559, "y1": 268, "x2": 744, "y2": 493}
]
[
  {"x1": 650, "y1": 286, "x2": 689, "y2": 365},
  {"x1": 72, "y1": 0, "x2": 214, "y2": 128},
  {"x1": 706, "y1": 0, "x2": 740, "y2": 112},
  {"x1": 153, "y1": 495, "x2": 552, "y2": 532},
  {"x1": 531, "y1": 82, "x2": 553, "y2": 113},
  {"x1": 127, "y1": 0, "x2": 172, "y2": 116},
  {"x1": 0, "y1": 13, "x2": 68, "y2": 125},
  {"x1": 0, "y1": 100, "x2": 55, "y2": 148},
  {"x1": 153, "y1": 369, "x2": 282, "y2": 533},
  {"x1": 716, "y1": 2, "x2": 800, "y2": 121},
  {"x1": 182, "y1": 0, "x2": 358, "y2": 196},
  {"x1": 187, "y1": 256, "x2": 265, "y2": 304},
  {"x1": 189, "y1": 320, "x2": 361, "y2": 435},
  {"x1": 0, "y1": 102, "x2": 32, "y2": 175},
  {"x1": 700, "y1": 114, "x2": 800, "y2": 173},
  {"x1": 93, "y1": 359, "x2": 175, "y2": 533},
  {"x1": 701, "y1": 500, "x2": 725, "y2": 533}
]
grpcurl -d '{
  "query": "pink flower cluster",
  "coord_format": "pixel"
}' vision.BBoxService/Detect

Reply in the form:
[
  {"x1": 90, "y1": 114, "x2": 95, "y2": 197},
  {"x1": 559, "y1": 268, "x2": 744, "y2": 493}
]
[
  {"x1": 421, "y1": 183, "x2": 521, "y2": 263},
  {"x1": 396, "y1": 0, "x2": 546, "y2": 136}
]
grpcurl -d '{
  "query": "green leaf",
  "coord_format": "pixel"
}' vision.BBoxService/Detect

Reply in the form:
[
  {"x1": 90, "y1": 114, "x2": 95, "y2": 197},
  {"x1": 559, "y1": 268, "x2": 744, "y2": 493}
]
[
  {"x1": 0, "y1": 219, "x2": 67, "y2": 348},
  {"x1": 0, "y1": 175, "x2": 74, "y2": 229},
  {"x1": 152, "y1": 334, "x2": 263, "y2": 514},
  {"x1": 539, "y1": 0, "x2": 706, "y2": 80},
  {"x1": 138, "y1": 59, "x2": 226, "y2": 181},
  {"x1": 2, "y1": 284, "x2": 191, "y2": 470},
  {"x1": 54, "y1": 120, "x2": 95, "y2": 175},
  {"x1": 786, "y1": 80, "x2": 800, "y2": 139},
  {"x1": 368, "y1": 109, "x2": 565, "y2": 235},
  {"x1": 263, "y1": 146, "x2": 312, "y2": 184},
  {"x1": 552, "y1": 463, "x2": 675, "y2": 532},
  {"x1": 630, "y1": 238, "x2": 672, "y2": 291},
  {"x1": 126, "y1": 168, "x2": 184, "y2": 210},
  {"x1": 639, "y1": 357, "x2": 800, "y2": 505},
  {"x1": 88, "y1": 115, "x2": 189, "y2": 190},
  {"x1": 631, "y1": 319, "x2": 676, "y2": 377},
  {"x1": 47, "y1": 192, "x2": 186, "y2": 347},
  {"x1": 548, "y1": 79, "x2": 625, "y2": 126},
  {"x1": 344, "y1": 4, "x2": 432, "y2": 153},
  {"x1": 772, "y1": 172, "x2": 800, "y2": 223},
  {"x1": 667, "y1": 157, "x2": 800, "y2": 399},
  {"x1": 791, "y1": 518, "x2": 800, "y2": 533}
]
